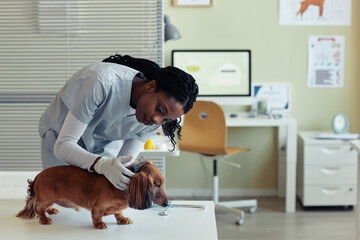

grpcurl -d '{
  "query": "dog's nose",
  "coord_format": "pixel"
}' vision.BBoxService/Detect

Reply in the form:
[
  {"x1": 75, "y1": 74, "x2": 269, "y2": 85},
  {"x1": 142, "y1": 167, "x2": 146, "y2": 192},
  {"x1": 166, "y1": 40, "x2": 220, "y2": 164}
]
[{"x1": 162, "y1": 202, "x2": 169, "y2": 207}]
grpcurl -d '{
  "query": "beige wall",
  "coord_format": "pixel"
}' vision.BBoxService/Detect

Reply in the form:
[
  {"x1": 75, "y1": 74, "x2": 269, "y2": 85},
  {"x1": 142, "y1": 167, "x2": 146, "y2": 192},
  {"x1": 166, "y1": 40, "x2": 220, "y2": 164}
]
[{"x1": 163, "y1": 0, "x2": 360, "y2": 191}]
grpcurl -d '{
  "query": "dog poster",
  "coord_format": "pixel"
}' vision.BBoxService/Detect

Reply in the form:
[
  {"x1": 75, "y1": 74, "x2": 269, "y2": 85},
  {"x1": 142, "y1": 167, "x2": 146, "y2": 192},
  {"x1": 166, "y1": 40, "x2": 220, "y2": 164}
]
[{"x1": 279, "y1": 0, "x2": 352, "y2": 26}]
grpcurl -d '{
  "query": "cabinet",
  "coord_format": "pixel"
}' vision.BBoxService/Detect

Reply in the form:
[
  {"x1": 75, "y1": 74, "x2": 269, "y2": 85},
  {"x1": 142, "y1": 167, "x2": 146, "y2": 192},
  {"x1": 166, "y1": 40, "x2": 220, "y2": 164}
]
[{"x1": 297, "y1": 131, "x2": 357, "y2": 207}]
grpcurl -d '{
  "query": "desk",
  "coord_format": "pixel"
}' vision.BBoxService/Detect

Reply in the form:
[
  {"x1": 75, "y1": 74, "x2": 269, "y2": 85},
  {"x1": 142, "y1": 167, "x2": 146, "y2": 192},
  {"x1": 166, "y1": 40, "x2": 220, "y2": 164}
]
[
  {"x1": 139, "y1": 144, "x2": 180, "y2": 158},
  {"x1": 225, "y1": 112, "x2": 297, "y2": 213},
  {"x1": 349, "y1": 140, "x2": 360, "y2": 238},
  {"x1": 0, "y1": 200, "x2": 218, "y2": 240}
]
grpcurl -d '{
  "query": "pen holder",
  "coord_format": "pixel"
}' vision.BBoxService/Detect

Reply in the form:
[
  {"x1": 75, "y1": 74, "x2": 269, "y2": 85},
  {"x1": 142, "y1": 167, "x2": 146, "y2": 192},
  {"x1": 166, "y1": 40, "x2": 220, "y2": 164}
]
[{"x1": 257, "y1": 100, "x2": 268, "y2": 114}]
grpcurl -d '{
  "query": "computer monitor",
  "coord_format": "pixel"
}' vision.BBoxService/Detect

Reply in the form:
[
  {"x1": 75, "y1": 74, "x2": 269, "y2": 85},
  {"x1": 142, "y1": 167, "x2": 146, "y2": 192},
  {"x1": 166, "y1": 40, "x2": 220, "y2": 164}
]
[{"x1": 172, "y1": 49, "x2": 252, "y2": 106}]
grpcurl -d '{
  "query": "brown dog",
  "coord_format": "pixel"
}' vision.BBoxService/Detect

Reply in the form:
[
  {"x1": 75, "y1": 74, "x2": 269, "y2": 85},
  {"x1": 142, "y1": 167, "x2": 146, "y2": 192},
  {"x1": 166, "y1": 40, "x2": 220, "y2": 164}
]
[
  {"x1": 16, "y1": 161, "x2": 168, "y2": 229},
  {"x1": 297, "y1": 0, "x2": 325, "y2": 17}
]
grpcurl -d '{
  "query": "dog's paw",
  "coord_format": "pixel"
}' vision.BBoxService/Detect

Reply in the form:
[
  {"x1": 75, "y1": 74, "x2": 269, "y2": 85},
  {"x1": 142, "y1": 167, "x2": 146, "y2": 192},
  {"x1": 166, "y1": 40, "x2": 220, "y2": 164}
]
[
  {"x1": 39, "y1": 217, "x2": 52, "y2": 225},
  {"x1": 117, "y1": 217, "x2": 133, "y2": 225},
  {"x1": 47, "y1": 208, "x2": 59, "y2": 215},
  {"x1": 94, "y1": 221, "x2": 107, "y2": 229}
]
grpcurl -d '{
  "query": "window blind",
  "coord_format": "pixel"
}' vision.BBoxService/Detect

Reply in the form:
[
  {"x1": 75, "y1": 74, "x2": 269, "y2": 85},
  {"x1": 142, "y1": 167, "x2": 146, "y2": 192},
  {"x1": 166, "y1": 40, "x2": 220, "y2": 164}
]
[
  {"x1": 0, "y1": 0, "x2": 163, "y2": 171},
  {"x1": 0, "y1": 0, "x2": 163, "y2": 100},
  {"x1": 0, "y1": 103, "x2": 48, "y2": 170}
]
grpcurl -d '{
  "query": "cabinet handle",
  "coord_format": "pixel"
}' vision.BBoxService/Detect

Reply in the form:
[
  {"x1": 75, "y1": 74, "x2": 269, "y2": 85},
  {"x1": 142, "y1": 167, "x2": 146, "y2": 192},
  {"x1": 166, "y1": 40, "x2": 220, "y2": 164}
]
[
  {"x1": 321, "y1": 187, "x2": 340, "y2": 195},
  {"x1": 321, "y1": 146, "x2": 352, "y2": 154},
  {"x1": 321, "y1": 167, "x2": 340, "y2": 175}
]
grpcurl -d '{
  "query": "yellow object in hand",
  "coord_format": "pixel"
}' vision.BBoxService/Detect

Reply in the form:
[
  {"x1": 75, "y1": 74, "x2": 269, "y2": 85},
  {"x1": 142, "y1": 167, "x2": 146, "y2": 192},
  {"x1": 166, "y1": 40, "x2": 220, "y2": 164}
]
[{"x1": 144, "y1": 139, "x2": 154, "y2": 150}]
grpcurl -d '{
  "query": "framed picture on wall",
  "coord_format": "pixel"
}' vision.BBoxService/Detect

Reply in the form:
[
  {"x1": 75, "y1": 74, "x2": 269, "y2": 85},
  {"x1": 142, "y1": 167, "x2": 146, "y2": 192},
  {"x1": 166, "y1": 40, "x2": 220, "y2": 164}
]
[{"x1": 172, "y1": 0, "x2": 212, "y2": 7}]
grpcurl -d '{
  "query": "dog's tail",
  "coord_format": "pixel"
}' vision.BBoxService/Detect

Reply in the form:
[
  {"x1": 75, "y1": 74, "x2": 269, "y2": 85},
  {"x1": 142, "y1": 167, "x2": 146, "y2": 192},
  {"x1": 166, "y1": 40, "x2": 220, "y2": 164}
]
[{"x1": 16, "y1": 179, "x2": 37, "y2": 219}]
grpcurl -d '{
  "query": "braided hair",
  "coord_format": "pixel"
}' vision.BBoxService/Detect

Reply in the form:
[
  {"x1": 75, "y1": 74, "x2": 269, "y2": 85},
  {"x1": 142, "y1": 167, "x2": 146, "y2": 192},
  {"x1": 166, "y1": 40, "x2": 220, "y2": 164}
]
[{"x1": 102, "y1": 54, "x2": 198, "y2": 151}]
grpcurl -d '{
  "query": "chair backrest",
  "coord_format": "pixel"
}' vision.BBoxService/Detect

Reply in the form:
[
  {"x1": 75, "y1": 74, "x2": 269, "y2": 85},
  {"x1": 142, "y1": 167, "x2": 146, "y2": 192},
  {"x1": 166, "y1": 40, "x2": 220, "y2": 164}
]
[{"x1": 179, "y1": 100, "x2": 228, "y2": 155}]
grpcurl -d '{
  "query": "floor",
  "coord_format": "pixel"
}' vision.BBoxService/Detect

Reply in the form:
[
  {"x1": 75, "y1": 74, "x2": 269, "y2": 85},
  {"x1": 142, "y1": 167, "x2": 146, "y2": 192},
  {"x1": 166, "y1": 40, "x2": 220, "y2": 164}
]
[{"x1": 212, "y1": 196, "x2": 356, "y2": 240}]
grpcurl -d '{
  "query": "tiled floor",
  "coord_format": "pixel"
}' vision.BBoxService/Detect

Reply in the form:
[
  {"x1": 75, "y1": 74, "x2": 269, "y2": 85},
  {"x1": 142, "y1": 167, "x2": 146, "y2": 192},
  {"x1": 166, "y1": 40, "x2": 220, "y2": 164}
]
[{"x1": 213, "y1": 196, "x2": 355, "y2": 240}]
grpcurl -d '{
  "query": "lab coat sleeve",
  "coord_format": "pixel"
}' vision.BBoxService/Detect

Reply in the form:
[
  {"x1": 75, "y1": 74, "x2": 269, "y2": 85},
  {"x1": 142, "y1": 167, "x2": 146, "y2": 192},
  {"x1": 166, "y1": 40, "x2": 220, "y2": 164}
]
[{"x1": 54, "y1": 111, "x2": 99, "y2": 170}]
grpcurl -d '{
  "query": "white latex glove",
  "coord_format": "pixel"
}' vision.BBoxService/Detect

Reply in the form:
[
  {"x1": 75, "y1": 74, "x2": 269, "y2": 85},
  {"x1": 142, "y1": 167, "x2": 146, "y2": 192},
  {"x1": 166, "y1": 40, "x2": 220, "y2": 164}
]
[{"x1": 94, "y1": 156, "x2": 135, "y2": 190}]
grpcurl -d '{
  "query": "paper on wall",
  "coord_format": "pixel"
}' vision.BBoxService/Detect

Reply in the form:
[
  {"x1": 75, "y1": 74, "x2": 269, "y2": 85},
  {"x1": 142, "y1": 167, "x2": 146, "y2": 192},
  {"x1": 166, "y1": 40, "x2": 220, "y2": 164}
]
[
  {"x1": 279, "y1": 0, "x2": 352, "y2": 26},
  {"x1": 307, "y1": 35, "x2": 345, "y2": 88}
]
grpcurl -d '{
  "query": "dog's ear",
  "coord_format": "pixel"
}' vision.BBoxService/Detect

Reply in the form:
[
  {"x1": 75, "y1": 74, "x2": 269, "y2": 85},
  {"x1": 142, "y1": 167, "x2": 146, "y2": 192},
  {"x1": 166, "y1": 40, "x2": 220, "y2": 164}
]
[
  {"x1": 128, "y1": 172, "x2": 154, "y2": 210},
  {"x1": 128, "y1": 161, "x2": 148, "y2": 174}
]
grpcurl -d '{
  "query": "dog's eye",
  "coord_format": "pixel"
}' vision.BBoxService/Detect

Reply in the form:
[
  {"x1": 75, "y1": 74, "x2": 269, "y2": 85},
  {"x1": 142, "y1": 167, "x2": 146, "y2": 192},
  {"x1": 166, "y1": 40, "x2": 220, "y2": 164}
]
[{"x1": 155, "y1": 184, "x2": 161, "y2": 188}]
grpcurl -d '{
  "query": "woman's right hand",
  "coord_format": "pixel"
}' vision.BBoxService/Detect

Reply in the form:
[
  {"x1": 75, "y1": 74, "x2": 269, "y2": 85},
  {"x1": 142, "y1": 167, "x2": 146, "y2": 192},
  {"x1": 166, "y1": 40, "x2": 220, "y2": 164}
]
[{"x1": 93, "y1": 156, "x2": 135, "y2": 190}]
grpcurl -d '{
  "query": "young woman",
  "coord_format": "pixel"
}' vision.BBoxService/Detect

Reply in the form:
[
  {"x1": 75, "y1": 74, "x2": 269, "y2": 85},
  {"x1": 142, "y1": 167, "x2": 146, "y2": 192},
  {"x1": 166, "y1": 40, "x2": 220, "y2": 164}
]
[{"x1": 39, "y1": 54, "x2": 198, "y2": 190}]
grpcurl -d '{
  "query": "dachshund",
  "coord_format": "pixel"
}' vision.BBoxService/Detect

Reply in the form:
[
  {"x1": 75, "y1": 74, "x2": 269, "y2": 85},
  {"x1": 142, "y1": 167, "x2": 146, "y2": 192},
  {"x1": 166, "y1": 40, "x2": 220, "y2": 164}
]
[{"x1": 16, "y1": 161, "x2": 168, "y2": 229}]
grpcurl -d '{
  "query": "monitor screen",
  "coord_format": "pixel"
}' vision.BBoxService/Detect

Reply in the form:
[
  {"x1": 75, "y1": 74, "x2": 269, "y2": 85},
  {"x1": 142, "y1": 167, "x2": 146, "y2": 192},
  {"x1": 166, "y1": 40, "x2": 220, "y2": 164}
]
[{"x1": 172, "y1": 50, "x2": 252, "y2": 106}]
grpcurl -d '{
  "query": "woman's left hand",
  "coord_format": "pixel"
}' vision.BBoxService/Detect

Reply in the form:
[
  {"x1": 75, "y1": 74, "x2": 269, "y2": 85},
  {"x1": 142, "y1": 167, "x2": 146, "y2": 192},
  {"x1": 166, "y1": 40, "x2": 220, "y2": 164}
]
[{"x1": 94, "y1": 156, "x2": 135, "y2": 190}]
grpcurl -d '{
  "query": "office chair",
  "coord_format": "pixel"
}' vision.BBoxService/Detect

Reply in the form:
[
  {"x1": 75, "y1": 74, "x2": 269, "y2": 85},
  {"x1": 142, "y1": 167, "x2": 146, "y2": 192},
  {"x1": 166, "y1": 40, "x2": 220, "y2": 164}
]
[{"x1": 179, "y1": 100, "x2": 257, "y2": 225}]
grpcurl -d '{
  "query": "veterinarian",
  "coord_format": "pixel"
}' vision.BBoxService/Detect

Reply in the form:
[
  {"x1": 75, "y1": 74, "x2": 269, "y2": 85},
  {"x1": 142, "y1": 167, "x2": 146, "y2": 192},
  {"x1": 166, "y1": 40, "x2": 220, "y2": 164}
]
[{"x1": 39, "y1": 54, "x2": 198, "y2": 190}]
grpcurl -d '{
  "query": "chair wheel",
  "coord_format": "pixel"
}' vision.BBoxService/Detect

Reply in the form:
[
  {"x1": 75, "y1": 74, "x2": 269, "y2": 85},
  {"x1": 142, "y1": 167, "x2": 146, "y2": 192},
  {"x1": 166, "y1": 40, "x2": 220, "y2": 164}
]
[
  {"x1": 235, "y1": 216, "x2": 244, "y2": 225},
  {"x1": 248, "y1": 206, "x2": 257, "y2": 214}
]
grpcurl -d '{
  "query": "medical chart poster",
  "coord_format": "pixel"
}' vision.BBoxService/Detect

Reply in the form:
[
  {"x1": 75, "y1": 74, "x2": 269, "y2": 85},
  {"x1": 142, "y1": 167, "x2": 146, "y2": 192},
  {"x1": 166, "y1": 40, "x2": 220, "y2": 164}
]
[
  {"x1": 307, "y1": 35, "x2": 345, "y2": 88},
  {"x1": 279, "y1": 0, "x2": 352, "y2": 26}
]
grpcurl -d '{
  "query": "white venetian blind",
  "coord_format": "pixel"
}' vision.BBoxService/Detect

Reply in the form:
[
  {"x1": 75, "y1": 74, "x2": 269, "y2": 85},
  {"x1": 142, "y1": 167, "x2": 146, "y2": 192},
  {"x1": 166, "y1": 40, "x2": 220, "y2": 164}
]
[
  {"x1": 0, "y1": 0, "x2": 163, "y2": 100},
  {"x1": 0, "y1": 0, "x2": 163, "y2": 171},
  {"x1": 0, "y1": 103, "x2": 48, "y2": 170}
]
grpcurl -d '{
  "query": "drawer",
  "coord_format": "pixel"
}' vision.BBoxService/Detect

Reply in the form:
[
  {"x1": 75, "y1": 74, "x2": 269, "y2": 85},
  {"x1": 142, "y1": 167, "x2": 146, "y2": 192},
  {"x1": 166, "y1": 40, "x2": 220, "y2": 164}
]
[
  {"x1": 302, "y1": 185, "x2": 356, "y2": 206},
  {"x1": 304, "y1": 164, "x2": 357, "y2": 185},
  {"x1": 304, "y1": 145, "x2": 357, "y2": 164}
]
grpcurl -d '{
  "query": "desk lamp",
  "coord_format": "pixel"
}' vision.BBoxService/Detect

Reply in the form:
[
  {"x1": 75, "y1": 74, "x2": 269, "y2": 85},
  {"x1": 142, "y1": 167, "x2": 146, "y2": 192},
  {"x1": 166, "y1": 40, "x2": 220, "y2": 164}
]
[{"x1": 164, "y1": 15, "x2": 181, "y2": 42}]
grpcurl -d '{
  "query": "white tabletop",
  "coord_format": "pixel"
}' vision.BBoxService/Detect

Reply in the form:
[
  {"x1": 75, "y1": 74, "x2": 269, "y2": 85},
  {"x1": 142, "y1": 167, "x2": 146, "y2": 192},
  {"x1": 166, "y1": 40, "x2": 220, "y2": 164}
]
[
  {"x1": 225, "y1": 111, "x2": 291, "y2": 127},
  {"x1": 0, "y1": 200, "x2": 217, "y2": 240},
  {"x1": 139, "y1": 136, "x2": 180, "y2": 157},
  {"x1": 139, "y1": 146, "x2": 180, "y2": 157},
  {"x1": 299, "y1": 131, "x2": 357, "y2": 145}
]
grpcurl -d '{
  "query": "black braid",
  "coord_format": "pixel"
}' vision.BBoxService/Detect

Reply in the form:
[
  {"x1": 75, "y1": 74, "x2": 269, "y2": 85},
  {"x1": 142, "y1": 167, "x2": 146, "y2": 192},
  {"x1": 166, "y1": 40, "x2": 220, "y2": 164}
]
[
  {"x1": 102, "y1": 54, "x2": 198, "y2": 151},
  {"x1": 162, "y1": 118, "x2": 182, "y2": 151},
  {"x1": 152, "y1": 66, "x2": 198, "y2": 114},
  {"x1": 102, "y1": 54, "x2": 160, "y2": 80}
]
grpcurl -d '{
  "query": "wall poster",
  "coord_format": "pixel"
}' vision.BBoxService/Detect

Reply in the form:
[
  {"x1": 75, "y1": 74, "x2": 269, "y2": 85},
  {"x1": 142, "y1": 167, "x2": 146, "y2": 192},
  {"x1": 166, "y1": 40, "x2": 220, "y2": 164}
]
[
  {"x1": 279, "y1": 0, "x2": 352, "y2": 26},
  {"x1": 307, "y1": 35, "x2": 345, "y2": 88}
]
